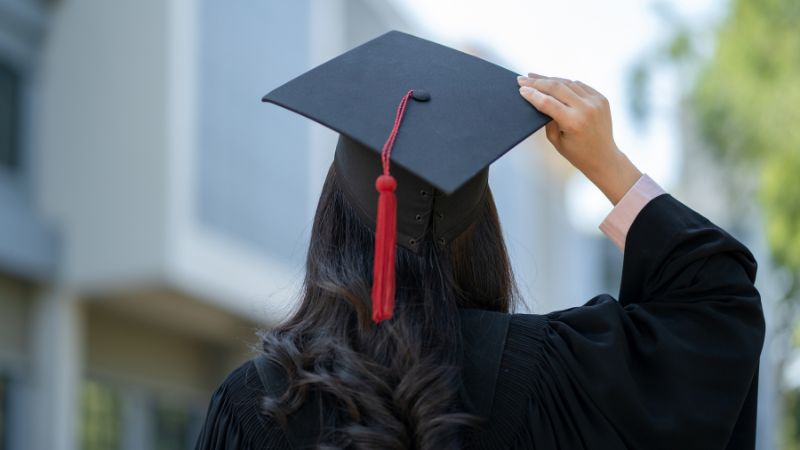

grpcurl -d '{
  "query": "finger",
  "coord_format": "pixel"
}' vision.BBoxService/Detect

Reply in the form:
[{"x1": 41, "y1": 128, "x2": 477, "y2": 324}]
[
  {"x1": 528, "y1": 78, "x2": 584, "y2": 107},
  {"x1": 527, "y1": 73, "x2": 590, "y2": 98},
  {"x1": 545, "y1": 121, "x2": 561, "y2": 144},
  {"x1": 519, "y1": 86, "x2": 569, "y2": 123},
  {"x1": 517, "y1": 74, "x2": 544, "y2": 87},
  {"x1": 573, "y1": 80, "x2": 609, "y2": 109},
  {"x1": 574, "y1": 80, "x2": 600, "y2": 96},
  {"x1": 551, "y1": 78, "x2": 590, "y2": 97}
]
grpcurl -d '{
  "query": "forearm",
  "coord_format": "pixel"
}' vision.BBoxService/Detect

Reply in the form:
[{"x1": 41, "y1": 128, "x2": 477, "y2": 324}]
[{"x1": 584, "y1": 150, "x2": 642, "y2": 206}]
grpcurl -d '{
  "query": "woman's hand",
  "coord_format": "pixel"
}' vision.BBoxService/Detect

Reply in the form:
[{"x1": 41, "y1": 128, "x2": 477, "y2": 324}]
[{"x1": 518, "y1": 73, "x2": 642, "y2": 205}]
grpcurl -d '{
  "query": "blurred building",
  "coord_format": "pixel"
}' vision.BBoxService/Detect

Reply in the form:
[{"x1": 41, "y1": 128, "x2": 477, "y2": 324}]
[{"x1": 0, "y1": 1, "x2": 610, "y2": 450}]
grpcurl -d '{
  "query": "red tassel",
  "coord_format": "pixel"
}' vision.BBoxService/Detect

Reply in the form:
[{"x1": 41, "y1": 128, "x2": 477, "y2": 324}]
[
  {"x1": 372, "y1": 175, "x2": 397, "y2": 322},
  {"x1": 371, "y1": 90, "x2": 414, "y2": 324}
]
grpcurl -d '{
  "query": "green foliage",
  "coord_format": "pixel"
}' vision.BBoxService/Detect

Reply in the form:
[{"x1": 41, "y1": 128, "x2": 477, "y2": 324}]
[
  {"x1": 691, "y1": 0, "x2": 800, "y2": 275},
  {"x1": 784, "y1": 387, "x2": 800, "y2": 450}
]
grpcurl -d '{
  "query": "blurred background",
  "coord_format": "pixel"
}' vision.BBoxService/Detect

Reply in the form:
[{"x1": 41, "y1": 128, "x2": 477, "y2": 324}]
[{"x1": 0, "y1": 0, "x2": 795, "y2": 448}]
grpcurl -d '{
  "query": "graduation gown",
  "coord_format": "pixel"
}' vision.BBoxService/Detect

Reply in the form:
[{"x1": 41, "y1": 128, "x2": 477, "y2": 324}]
[{"x1": 195, "y1": 194, "x2": 765, "y2": 449}]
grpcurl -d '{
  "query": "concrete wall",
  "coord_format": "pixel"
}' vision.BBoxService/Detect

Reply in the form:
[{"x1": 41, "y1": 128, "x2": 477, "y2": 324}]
[
  {"x1": 86, "y1": 304, "x2": 234, "y2": 396},
  {"x1": 196, "y1": 0, "x2": 313, "y2": 264},
  {"x1": 37, "y1": 0, "x2": 170, "y2": 288}
]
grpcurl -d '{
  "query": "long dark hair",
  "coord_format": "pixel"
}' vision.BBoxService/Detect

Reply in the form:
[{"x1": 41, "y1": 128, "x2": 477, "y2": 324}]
[{"x1": 259, "y1": 164, "x2": 517, "y2": 449}]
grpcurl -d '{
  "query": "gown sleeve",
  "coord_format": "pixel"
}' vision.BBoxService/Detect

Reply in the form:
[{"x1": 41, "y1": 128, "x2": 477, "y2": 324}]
[
  {"x1": 194, "y1": 360, "x2": 291, "y2": 450},
  {"x1": 511, "y1": 194, "x2": 765, "y2": 450}
]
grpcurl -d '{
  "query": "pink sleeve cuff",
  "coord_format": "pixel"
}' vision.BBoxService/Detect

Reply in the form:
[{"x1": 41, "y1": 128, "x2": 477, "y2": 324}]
[{"x1": 599, "y1": 174, "x2": 666, "y2": 252}]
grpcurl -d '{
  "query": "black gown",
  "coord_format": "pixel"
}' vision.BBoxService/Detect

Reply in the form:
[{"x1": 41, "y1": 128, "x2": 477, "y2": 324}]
[{"x1": 195, "y1": 194, "x2": 765, "y2": 449}]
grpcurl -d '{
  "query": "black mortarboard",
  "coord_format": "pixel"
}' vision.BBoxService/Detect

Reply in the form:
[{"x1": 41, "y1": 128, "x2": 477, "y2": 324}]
[{"x1": 262, "y1": 30, "x2": 550, "y2": 322}]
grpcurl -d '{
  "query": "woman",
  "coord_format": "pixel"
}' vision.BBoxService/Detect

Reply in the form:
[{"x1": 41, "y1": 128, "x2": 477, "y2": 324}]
[{"x1": 195, "y1": 35, "x2": 764, "y2": 450}]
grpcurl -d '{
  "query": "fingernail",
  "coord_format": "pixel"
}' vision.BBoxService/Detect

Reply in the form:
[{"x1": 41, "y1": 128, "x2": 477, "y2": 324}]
[
  {"x1": 517, "y1": 75, "x2": 528, "y2": 84},
  {"x1": 519, "y1": 86, "x2": 536, "y2": 95}
]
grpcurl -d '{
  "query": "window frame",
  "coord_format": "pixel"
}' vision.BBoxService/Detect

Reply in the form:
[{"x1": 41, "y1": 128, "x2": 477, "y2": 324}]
[
  {"x1": 0, "y1": 0, "x2": 47, "y2": 186},
  {"x1": 0, "y1": 60, "x2": 21, "y2": 173},
  {"x1": 79, "y1": 379, "x2": 123, "y2": 450},
  {"x1": 79, "y1": 372, "x2": 210, "y2": 450},
  {"x1": 153, "y1": 401, "x2": 202, "y2": 450}
]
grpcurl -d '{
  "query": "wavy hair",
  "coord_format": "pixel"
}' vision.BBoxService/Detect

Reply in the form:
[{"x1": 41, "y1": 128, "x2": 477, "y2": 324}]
[{"x1": 259, "y1": 164, "x2": 517, "y2": 449}]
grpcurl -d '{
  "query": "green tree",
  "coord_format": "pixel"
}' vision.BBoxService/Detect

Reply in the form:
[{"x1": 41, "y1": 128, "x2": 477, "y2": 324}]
[
  {"x1": 633, "y1": 0, "x2": 800, "y2": 287},
  {"x1": 691, "y1": 0, "x2": 800, "y2": 279}
]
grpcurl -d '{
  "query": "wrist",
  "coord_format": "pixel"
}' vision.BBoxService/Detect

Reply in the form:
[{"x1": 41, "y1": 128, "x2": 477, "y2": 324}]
[{"x1": 585, "y1": 149, "x2": 642, "y2": 205}]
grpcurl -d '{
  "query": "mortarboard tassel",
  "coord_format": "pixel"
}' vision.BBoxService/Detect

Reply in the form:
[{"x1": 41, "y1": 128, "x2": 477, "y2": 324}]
[
  {"x1": 372, "y1": 173, "x2": 397, "y2": 323},
  {"x1": 372, "y1": 90, "x2": 415, "y2": 323}
]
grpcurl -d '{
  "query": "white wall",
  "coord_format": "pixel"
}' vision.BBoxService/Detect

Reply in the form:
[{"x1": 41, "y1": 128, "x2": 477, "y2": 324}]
[{"x1": 36, "y1": 0, "x2": 171, "y2": 287}]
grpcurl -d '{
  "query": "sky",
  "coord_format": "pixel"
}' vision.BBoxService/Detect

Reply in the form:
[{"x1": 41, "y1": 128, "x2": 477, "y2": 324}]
[{"x1": 392, "y1": 0, "x2": 724, "y2": 231}]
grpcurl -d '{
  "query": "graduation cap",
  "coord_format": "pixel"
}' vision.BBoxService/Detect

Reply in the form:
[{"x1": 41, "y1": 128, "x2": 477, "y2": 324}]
[{"x1": 262, "y1": 30, "x2": 550, "y2": 323}]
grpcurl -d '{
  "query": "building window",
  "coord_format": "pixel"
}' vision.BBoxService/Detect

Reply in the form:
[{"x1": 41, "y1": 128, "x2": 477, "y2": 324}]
[
  {"x1": 0, "y1": 375, "x2": 7, "y2": 450},
  {"x1": 155, "y1": 402, "x2": 203, "y2": 450},
  {"x1": 0, "y1": 61, "x2": 21, "y2": 171},
  {"x1": 80, "y1": 381, "x2": 122, "y2": 450}
]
